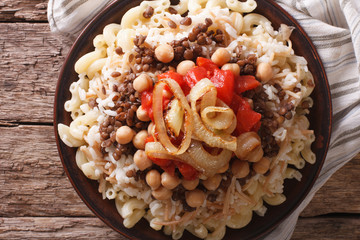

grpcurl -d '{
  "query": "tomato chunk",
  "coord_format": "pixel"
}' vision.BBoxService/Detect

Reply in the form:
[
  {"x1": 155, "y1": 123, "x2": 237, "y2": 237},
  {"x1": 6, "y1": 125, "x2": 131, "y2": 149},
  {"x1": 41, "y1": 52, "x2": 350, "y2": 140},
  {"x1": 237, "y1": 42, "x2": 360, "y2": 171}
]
[
  {"x1": 196, "y1": 57, "x2": 218, "y2": 76},
  {"x1": 158, "y1": 71, "x2": 184, "y2": 84},
  {"x1": 210, "y1": 69, "x2": 234, "y2": 106},
  {"x1": 140, "y1": 86, "x2": 171, "y2": 121},
  {"x1": 235, "y1": 96, "x2": 262, "y2": 135},
  {"x1": 145, "y1": 135, "x2": 155, "y2": 144},
  {"x1": 158, "y1": 70, "x2": 190, "y2": 95},
  {"x1": 184, "y1": 66, "x2": 208, "y2": 88},
  {"x1": 140, "y1": 90, "x2": 154, "y2": 121},
  {"x1": 234, "y1": 75, "x2": 261, "y2": 94},
  {"x1": 185, "y1": 59, "x2": 235, "y2": 106},
  {"x1": 174, "y1": 161, "x2": 199, "y2": 180},
  {"x1": 149, "y1": 157, "x2": 176, "y2": 176}
]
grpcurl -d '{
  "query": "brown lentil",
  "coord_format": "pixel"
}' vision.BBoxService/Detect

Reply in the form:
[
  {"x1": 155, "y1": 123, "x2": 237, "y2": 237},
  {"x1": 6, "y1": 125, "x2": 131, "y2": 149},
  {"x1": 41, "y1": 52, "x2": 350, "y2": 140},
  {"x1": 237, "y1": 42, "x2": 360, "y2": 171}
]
[
  {"x1": 143, "y1": 6, "x2": 154, "y2": 18},
  {"x1": 274, "y1": 83, "x2": 282, "y2": 92},
  {"x1": 180, "y1": 17, "x2": 192, "y2": 26},
  {"x1": 237, "y1": 54, "x2": 257, "y2": 76},
  {"x1": 214, "y1": 34, "x2": 224, "y2": 43},
  {"x1": 143, "y1": 56, "x2": 153, "y2": 64},
  {"x1": 184, "y1": 49, "x2": 194, "y2": 60},
  {"x1": 135, "y1": 57, "x2": 142, "y2": 64},
  {"x1": 142, "y1": 64, "x2": 150, "y2": 72},
  {"x1": 172, "y1": 185, "x2": 186, "y2": 201},
  {"x1": 188, "y1": 32, "x2": 197, "y2": 42},
  {"x1": 133, "y1": 35, "x2": 147, "y2": 46},
  {"x1": 197, "y1": 34, "x2": 207, "y2": 45},
  {"x1": 115, "y1": 47, "x2": 123, "y2": 55},
  {"x1": 284, "y1": 111, "x2": 293, "y2": 120},
  {"x1": 278, "y1": 90, "x2": 286, "y2": 99},
  {"x1": 205, "y1": 18, "x2": 213, "y2": 27},
  {"x1": 192, "y1": 26, "x2": 201, "y2": 35},
  {"x1": 168, "y1": 20, "x2": 177, "y2": 29},
  {"x1": 198, "y1": 23, "x2": 208, "y2": 32},
  {"x1": 168, "y1": 7, "x2": 177, "y2": 14},
  {"x1": 111, "y1": 71, "x2": 121, "y2": 78}
]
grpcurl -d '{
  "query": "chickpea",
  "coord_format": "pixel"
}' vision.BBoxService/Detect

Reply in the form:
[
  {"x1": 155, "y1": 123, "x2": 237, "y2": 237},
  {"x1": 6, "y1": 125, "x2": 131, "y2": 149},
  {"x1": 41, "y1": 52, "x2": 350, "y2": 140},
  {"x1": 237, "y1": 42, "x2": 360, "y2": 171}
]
[
  {"x1": 253, "y1": 157, "x2": 270, "y2": 174},
  {"x1": 256, "y1": 62, "x2": 273, "y2": 83},
  {"x1": 185, "y1": 189, "x2": 206, "y2": 208},
  {"x1": 133, "y1": 150, "x2": 152, "y2": 171},
  {"x1": 152, "y1": 186, "x2": 173, "y2": 200},
  {"x1": 133, "y1": 130, "x2": 148, "y2": 150},
  {"x1": 202, "y1": 174, "x2": 222, "y2": 191},
  {"x1": 146, "y1": 169, "x2": 161, "y2": 190},
  {"x1": 155, "y1": 44, "x2": 174, "y2": 63},
  {"x1": 245, "y1": 146, "x2": 263, "y2": 163},
  {"x1": 116, "y1": 126, "x2": 135, "y2": 144},
  {"x1": 182, "y1": 178, "x2": 199, "y2": 191},
  {"x1": 217, "y1": 163, "x2": 229, "y2": 174},
  {"x1": 161, "y1": 172, "x2": 181, "y2": 190},
  {"x1": 221, "y1": 63, "x2": 240, "y2": 76},
  {"x1": 211, "y1": 48, "x2": 231, "y2": 66},
  {"x1": 136, "y1": 105, "x2": 150, "y2": 122},
  {"x1": 147, "y1": 122, "x2": 155, "y2": 135},
  {"x1": 133, "y1": 73, "x2": 153, "y2": 93},
  {"x1": 231, "y1": 160, "x2": 250, "y2": 179},
  {"x1": 177, "y1": 60, "x2": 195, "y2": 76}
]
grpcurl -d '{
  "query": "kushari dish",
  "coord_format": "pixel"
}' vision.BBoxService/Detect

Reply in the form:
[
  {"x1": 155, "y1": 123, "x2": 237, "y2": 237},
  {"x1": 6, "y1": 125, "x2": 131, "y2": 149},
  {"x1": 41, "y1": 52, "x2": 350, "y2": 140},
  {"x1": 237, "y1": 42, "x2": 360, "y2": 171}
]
[{"x1": 57, "y1": 0, "x2": 316, "y2": 239}]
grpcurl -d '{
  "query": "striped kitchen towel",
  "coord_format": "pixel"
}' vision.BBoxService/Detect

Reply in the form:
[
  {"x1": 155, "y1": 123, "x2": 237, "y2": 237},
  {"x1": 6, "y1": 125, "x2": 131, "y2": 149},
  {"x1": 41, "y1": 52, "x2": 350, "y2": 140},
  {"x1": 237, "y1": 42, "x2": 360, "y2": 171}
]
[{"x1": 48, "y1": 0, "x2": 360, "y2": 239}]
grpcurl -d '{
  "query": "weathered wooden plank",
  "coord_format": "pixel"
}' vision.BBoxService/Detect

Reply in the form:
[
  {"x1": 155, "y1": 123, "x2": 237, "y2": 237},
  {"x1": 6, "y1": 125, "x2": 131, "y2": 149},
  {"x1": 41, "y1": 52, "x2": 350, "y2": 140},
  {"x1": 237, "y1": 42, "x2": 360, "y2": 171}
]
[
  {"x1": 0, "y1": 216, "x2": 359, "y2": 239},
  {"x1": 0, "y1": 217, "x2": 125, "y2": 240},
  {"x1": 0, "y1": 23, "x2": 72, "y2": 123},
  {"x1": 301, "y1": 153, "x2": 360, "y2": 217},
  {"x1": 1, "y1": 125, "x2": 360, "y2": 217},
  {"x1": 293, "y1": 217, "x2": 360, "y2": 240},
  {"x1": 0, "y1": 125, "x2": 92, "y2": 217},
  {"x1": 0, "y1": 0, "x2": 48, "y2": 22}
]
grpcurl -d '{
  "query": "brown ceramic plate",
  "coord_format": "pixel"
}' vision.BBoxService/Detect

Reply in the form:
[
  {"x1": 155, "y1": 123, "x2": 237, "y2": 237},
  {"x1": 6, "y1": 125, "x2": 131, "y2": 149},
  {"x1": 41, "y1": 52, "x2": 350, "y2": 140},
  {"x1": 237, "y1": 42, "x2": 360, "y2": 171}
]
[{"x1": 54, "y1": 0, "x2": 332, "y2": 239}]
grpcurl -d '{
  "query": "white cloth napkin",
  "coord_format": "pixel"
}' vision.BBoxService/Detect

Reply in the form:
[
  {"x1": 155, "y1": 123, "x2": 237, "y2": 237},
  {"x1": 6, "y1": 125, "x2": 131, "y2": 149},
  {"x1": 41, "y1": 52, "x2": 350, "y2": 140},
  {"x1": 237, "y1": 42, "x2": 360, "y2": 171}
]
[{"x1": 48, "y1": 0, "x2": 360, "y2": 239}]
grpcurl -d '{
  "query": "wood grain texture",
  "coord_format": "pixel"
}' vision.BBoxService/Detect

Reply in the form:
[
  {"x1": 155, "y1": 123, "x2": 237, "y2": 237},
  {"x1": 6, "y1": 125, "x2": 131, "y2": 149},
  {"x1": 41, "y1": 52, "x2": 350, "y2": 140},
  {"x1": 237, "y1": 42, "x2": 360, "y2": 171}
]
[
  {"x1": 0, "y1": 125, "x2": 92, "y2": 217},
  {"x1": 0, "y1": 23, "x2": 72, "y2": 123},
  {"x1": 0, "y1": 0, "x2": 48, "y2": 22},
  {"x1": 1, "y1": 125, "x2": 359, "y2": 218},
  {"x1": 0, "y1": 216, "x2": 359, "y2": 239},
  {"x1": 301, "y1": 153, "x2": 360, "y2": 217},
  {"x1": 0, "y1": 217, "x2": 125, "y2": 240},
  {"x1": 292, "y1": 217, "x2": 360, "y2": 240}
]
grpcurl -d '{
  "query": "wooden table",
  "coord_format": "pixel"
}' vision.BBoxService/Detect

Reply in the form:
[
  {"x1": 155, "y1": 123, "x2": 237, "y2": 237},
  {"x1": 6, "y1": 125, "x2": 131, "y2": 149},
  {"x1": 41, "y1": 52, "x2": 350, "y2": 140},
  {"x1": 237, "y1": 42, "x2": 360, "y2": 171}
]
[{"x1": 0, "y1": 1, "x2": 359, "y2": 239}]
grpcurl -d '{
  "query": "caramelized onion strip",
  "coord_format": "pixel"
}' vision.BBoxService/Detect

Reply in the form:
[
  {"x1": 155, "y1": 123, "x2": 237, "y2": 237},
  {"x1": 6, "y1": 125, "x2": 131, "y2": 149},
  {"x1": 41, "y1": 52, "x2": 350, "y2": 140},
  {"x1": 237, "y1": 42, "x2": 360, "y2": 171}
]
[
  {"x1": 189, "y1": 78, "x2": 237, "y2": 151},
  {"x1": 145, "y1": 141, "x2": 232, "y2": 179},
  {"x1": 201, "y1": 106, "x2": 235, "y2": 130},
  {"x1": 152, "y1": 79, "x2": 193, "y2": 155}
]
